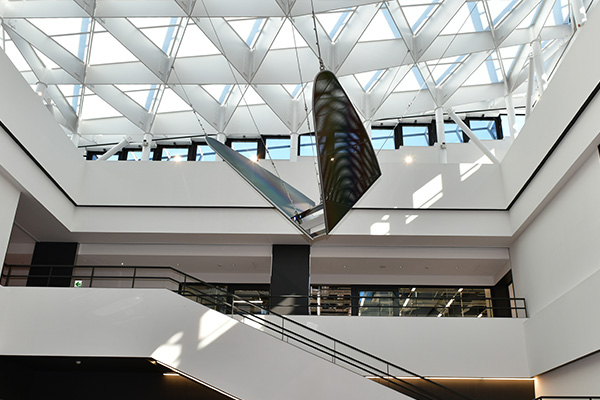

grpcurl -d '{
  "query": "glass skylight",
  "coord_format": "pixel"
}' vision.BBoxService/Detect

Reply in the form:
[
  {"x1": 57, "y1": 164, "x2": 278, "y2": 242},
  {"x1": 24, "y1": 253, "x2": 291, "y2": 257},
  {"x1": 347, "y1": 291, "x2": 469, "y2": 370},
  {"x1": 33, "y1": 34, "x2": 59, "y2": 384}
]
[
  {"x1": 177, "y1": 23, "x2": 220, "y2": 56},
  {"x1": 88, "y1": 31, "x2": 138, "y2": 65},
  {"x1": 316, "y1": 8, "x2": 355, "y2": 41},
  {"x1": 359, "y1": 5, "x2": 402, "y2": 42},
  {"x1": 0, "y1": 0, "x2": 580, "y2": 148},
  {"x1": 355, "y1": 70, "x2": 386, "y2": 92},
  {"x1": 441, "y1": 1, "x2": 489, "y2": 34},
  {"x1": 270, "y1": 19, "x2": 308, "y2": 50},
  {"x1": 404, "y1": 4, "x2": 441, "y2": 33},
  {"x1": 80, "y1": 92, "x2": 122, "y2": 119},
  {"x1": 226, "y1": 18, "x2": 266, "y2": 48}
]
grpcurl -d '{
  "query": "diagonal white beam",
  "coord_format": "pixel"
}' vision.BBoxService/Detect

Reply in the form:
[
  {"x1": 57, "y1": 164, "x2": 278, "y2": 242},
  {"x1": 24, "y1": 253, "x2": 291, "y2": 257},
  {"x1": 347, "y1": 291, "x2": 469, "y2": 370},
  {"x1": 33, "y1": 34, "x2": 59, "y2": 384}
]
[
  {"x1": 192, "y1": 16, "x2": 251, "y2": 80},
  {"x1": 367, "y1": 65, "x2": 413, "y2": 117},
  {"x1": 332, "y1": 3, "x2": 379, "y2": 71},
  {"x1": 73, "y1": 0, "x2": 96, "y2": 16},
  {"x1": 494, "y1": 0, "x2": 541, "y2": 43},
  {"x1": 439, "y1": 51, "x2": 493, "y2": 105},
  {"x1": 0, "y1": 1, "x2": 87, "y2": 18},
  {"x1": 531, "y1": 0, "x2": 559, "y2": 38},
  {"x1": 4, "y1": 25, "x2": 78, "y2": 130},
  {"x1": 291, "y1": 13, "x2": 334, "y2": 71},
  {"x1": 86, "y1": 84, "x2": 152, "y2": 131},
  {"x1": 96, "y1": 17, "x2": 170, "y2": 81},
  {"x1": 248, "y1": 17, "x2": 286, "y2": 81},
  {"x1": 385, "y1": 0, "x2": 417, "y2": 52},
  {"x1": 168, "y1": 84, "x2": 221, "y2": 130},
  {"x1": 253, "y1": 85, "x2": 301, "y2": 131},
  {"x1": 413, "y1": 0, "x2": 466, "y2": 61},
  {"x1": 3, "y1": 18, "x2": 85, "y2": 81}
]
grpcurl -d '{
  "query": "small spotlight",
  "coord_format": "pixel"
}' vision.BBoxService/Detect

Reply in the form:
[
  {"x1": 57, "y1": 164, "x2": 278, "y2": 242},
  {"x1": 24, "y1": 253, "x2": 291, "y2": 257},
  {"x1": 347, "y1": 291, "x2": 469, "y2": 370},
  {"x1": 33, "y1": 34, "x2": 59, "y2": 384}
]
[
  {"x1": 250, "y1": 154, "x2": 258, "y2": 163},
  {"x1": 173, "y1": 155, "x2": 183, "y2": 162},
  {"x1": 405, "y1": 155, "x2": 413, "y2": 164},
  {"x1": 330, "y1": 157, "x2": 335, "y2": 161},
  {"x1": 35, "y1": 81, "x2": 47, "y2": 97}
]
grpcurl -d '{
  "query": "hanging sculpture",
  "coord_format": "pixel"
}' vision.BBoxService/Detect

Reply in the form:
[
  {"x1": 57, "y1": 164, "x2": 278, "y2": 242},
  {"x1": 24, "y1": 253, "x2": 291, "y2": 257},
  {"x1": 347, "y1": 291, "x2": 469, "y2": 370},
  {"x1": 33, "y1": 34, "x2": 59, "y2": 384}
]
[
  {"x1": 206, "y1": 70, "x2": 381, "y2": 239},
  {"x1": 312, "y1": 70, "x2": 382, "y2": 234}
]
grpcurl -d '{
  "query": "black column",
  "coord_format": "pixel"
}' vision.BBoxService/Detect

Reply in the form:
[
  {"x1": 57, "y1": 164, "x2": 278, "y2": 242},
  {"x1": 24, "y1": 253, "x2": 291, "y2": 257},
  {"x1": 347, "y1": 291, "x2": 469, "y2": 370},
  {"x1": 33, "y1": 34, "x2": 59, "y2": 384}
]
[
  {"x1": 270, "y1": 245, "x2": 310, "y2": 315},
  {"x1": 27, "y1": 242, "x2": 78, "y2": 287},
  {"x1": 491, "y1": 270, "x2": 513, "y2": 318}
]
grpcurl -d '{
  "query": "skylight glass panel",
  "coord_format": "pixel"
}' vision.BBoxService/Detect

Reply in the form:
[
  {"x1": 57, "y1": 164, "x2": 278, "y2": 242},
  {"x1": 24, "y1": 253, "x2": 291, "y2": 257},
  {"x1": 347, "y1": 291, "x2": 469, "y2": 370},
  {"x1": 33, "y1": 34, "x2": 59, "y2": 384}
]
[
  {"x1": 316, "y1": 8, "x2": 355, "y2": 41},
  {"x1": 80, "y1": 93, "x2": 122, "y2": 119},
  {"x1": 487, "y1": 0, "x2": 521, "y2": 27},
  {"x1": 518, "y1": 4, "x2": 541, "y2": 28},
  {"x1": 359, "y1": 6, "x2": 402, "y2": 42},
  {"x1": 89, "y1": 32, "x2": 138, "y2": 65},
  {"x1": 53, "y1": 34, "x2": 87, "y2": 58},
  {"x1": 58, "y1": 84, "x2": 83, "y2": 112},
  {"x1": 241, "y1": 86, "x2": 265, "y2": 106},
  {"x1": 463, "y1": 55, "x2": 501, "y2": 86},
  {"x1": 33, "y1": 48, "x2": 59, "y2": 69},
  {"x1": 3, "y1": 41, "x2": 31, "y2": 71},
  {"x1": 157, "y1": 88, "x2": 192, "y2": 113},
  {"x1": 116, "y1": 85, "x2": 155, "y2": 109},
  {"x1": 441, "y1": 2, "x2": 489, "y2": 35},
  {"x1": 282, "y1": 84, "x2": 304, "y2": 98},
  {"x1": 371, "y1": 128, "x2": 395, "y2": 150},
  {"x1": 197, "y1": 144, "x2": 216, "y2": 161},
  {"x1": 141, "y1": 26, "x2": 177, "y2": 53},
  {"x1": 403, "y1": 4, "x2": 440, "y2": 33},
  {"x1": 497, "y1": 45, "x2": 521, "y2": 75},
  {"x1": 550, "y1": 0, "x2": 570, "y2": 25},
  {"x1": 426, "y1": 55, "x2": 465, "y2": 85},
  {"x1": 354, "y1": 70, "x2": 385, "y2": 92},
  {"x1": 394, "y1": 67, "x2": 426, "y2": 92},
  {"x1": 270, "y1": 19, "x2": 308, "y2": 50},
  {"x1": 177, "y1": 23, "x2": 220, "y2": 56},
  {"x1": 231, "y1": 141, "x2": 258, "y2": 160},
  {"x1": 203, "y1": 84, "x2": 232, "y2": 104},
  {"x1": 227, "y1": 18, "x2": 266, "y2": 48},
  {"x1": 28, "y1": 18, "x2": 86, "y2": 36}
]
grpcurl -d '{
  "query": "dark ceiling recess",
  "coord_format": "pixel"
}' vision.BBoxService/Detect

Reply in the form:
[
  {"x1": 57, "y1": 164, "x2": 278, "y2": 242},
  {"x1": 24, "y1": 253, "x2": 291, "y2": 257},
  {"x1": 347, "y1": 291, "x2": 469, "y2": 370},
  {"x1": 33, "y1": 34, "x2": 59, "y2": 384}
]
[{"x1": 0, "y1": 355, "x2": 235, "y2": 400}]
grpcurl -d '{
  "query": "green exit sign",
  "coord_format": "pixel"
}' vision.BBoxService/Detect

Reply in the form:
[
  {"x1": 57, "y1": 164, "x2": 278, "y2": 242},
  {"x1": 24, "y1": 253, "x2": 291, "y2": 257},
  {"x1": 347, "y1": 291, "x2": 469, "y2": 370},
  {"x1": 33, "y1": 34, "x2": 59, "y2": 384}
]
[{"x1": 74, "y1": 280, "x2": 83, "y2": 288}]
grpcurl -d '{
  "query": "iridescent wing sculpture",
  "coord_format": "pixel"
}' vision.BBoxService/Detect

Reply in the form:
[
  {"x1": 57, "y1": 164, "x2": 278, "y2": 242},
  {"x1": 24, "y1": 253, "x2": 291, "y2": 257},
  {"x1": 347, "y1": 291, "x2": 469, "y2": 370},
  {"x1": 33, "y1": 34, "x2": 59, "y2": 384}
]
[
  {"x1": 207, "y1": 70, "x2": 381, "y2": 239},
  {"x1": 206, "y1": 136, "x2": 315, "y2": 221},
  {"x1": 313, "y1": 70, "x2": 382, "y2": 234}
]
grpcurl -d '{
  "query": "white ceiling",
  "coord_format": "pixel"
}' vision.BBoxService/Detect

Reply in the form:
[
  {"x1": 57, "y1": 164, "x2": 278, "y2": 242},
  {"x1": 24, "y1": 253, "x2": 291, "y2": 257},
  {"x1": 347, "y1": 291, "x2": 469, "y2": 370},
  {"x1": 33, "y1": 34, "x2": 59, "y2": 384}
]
[{"x1": 0, "y1": 0, "x2": 587, "y2": 151}]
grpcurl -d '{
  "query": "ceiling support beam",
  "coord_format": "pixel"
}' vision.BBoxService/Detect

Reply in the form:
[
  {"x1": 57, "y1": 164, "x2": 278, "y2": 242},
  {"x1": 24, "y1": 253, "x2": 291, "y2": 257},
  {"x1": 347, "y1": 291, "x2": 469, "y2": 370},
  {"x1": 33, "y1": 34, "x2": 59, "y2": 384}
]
[{"x1": 447, "y1": 108, "x2": 499, "y2": 164}]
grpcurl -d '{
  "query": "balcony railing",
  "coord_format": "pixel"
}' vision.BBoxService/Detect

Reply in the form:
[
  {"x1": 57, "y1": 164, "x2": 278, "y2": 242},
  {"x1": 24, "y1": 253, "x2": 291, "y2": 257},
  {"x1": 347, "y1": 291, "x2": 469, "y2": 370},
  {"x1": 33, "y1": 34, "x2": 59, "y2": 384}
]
[
  {"x1": 2, "y1": 263, "x2": 483, "y2": 400},
  {"x1": 1, "y1": 264, "x2": 527, "y2": 318}
]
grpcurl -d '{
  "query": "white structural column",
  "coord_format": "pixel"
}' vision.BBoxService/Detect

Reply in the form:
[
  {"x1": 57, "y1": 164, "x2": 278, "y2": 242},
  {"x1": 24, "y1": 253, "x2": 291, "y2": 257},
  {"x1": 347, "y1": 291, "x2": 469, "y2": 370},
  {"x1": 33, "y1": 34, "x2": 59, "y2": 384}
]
[
  {"x1": 290, "y1": 132, "x2": 299, "y2": 162},
  {"x1": 531, "y1": 39, "x2": 547, "y2": 94},
  {"x1": 0, "y1": 174, "x2": 21, "y2": 266},
  {"x1": 504, "y1": 90, "x2": 518, "y2": 139},
  {"x1": 526, "y1": 54, "x2": 535, "y2": 117},
  {"x1": 447, "y1": 108, "x2": 500, "y2": 164},
  {"x1": 435, "y1": 107, "x2": 447, "y2": 163},
  {"x1": 141, "y1": 133, "x2": 153, "y2": 161}
]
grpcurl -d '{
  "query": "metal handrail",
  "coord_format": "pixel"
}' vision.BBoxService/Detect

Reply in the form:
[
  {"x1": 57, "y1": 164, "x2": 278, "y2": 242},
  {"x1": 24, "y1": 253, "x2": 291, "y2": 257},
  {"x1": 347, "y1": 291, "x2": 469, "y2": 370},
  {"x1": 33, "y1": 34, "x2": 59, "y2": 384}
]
[
  {"x1": 0, "y1": 263, "x2": 496, "y2": 400},
  {"x1": 534, "y1": 397, "x2": 600, "y2": 399}
]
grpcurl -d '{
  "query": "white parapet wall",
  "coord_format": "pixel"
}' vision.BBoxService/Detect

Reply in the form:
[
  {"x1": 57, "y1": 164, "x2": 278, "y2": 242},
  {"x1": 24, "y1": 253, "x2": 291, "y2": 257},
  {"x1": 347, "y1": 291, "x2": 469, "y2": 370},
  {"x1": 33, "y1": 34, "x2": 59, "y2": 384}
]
[{"x1": 0, "y1": 286, "x2": 410, "y2": 400}]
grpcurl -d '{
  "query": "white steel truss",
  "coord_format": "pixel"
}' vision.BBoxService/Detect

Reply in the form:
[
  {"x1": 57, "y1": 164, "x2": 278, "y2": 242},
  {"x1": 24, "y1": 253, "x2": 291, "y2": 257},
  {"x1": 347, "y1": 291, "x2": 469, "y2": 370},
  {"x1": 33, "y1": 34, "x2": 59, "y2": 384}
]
[{"x1": 0, "y1": 0, "x2": 593, "y2": 149}]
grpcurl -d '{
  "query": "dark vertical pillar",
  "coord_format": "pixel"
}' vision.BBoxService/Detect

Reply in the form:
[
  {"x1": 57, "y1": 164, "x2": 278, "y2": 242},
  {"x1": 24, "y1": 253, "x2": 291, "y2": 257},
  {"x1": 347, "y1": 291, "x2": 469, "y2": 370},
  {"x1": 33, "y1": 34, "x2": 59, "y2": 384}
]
[
  {"x1": 270, "y1": 245, "x2": 310, "y2": 315},
  {"x1": 27, "y1": 242, "x2": 78, "y2": 287},
  {"x1": 491, "y1": 270, "x2": 513, "y2": 318}
]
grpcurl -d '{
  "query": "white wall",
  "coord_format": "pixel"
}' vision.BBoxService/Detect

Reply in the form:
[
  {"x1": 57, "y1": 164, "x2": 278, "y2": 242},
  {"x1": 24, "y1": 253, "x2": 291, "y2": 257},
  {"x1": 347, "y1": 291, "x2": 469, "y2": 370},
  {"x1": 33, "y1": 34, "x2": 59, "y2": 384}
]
[
  {"x1": 284, "y1": 316, "x2": 530, "y2": 378},
  {"x1": 0, "y1": 173, "x2": 20, "y2": 265},
  {"x1": 535, "y1": 351, "x2": 600, "y2": 397},
  {"x1": 511, "y1": 152, "x2": 600, "y2": 376},
  {"x1": 0, "y1": 286, "x2": 410, "y2": 400}
]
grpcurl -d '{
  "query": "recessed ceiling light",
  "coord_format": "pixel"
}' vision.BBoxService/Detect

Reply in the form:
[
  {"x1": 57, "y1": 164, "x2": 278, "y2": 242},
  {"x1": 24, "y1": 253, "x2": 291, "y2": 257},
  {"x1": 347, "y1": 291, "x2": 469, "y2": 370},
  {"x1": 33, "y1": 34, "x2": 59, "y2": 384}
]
[{"x1": 405, "y1": 155, "x2": 413, "y2": 164}]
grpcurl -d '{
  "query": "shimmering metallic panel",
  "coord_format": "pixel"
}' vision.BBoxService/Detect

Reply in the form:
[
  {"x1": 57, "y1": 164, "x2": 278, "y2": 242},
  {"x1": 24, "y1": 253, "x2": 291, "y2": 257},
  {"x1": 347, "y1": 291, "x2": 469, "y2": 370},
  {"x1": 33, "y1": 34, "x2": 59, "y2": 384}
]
[
  {"x1": 313, "y1": 70, "x2": 382, "y2": 233},
  {"x1": 206, "y1": 137, "x2": 315, "y2": 220}
]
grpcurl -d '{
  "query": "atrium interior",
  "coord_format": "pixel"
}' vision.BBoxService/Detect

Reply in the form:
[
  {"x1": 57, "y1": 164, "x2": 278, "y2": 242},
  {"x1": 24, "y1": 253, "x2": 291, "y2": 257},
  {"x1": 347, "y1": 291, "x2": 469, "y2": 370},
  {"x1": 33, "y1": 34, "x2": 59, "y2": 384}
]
[{"x1": 1, "y1": 0, "x2": 600, "y2": 399}]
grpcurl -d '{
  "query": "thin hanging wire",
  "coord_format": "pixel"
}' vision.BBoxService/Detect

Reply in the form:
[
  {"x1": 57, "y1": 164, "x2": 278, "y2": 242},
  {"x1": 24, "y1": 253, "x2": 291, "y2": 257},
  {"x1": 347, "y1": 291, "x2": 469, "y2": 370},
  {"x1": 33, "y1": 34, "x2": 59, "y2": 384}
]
[
  {"x1": 198, "y1": 1, "x2": 304, "y2": 217},
  {"x1": 310, "y1": 0, "x2": 325, "y2": 70},
  {"x1": 290, "y1": 15, "x2": 322, "y2": 195}
]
